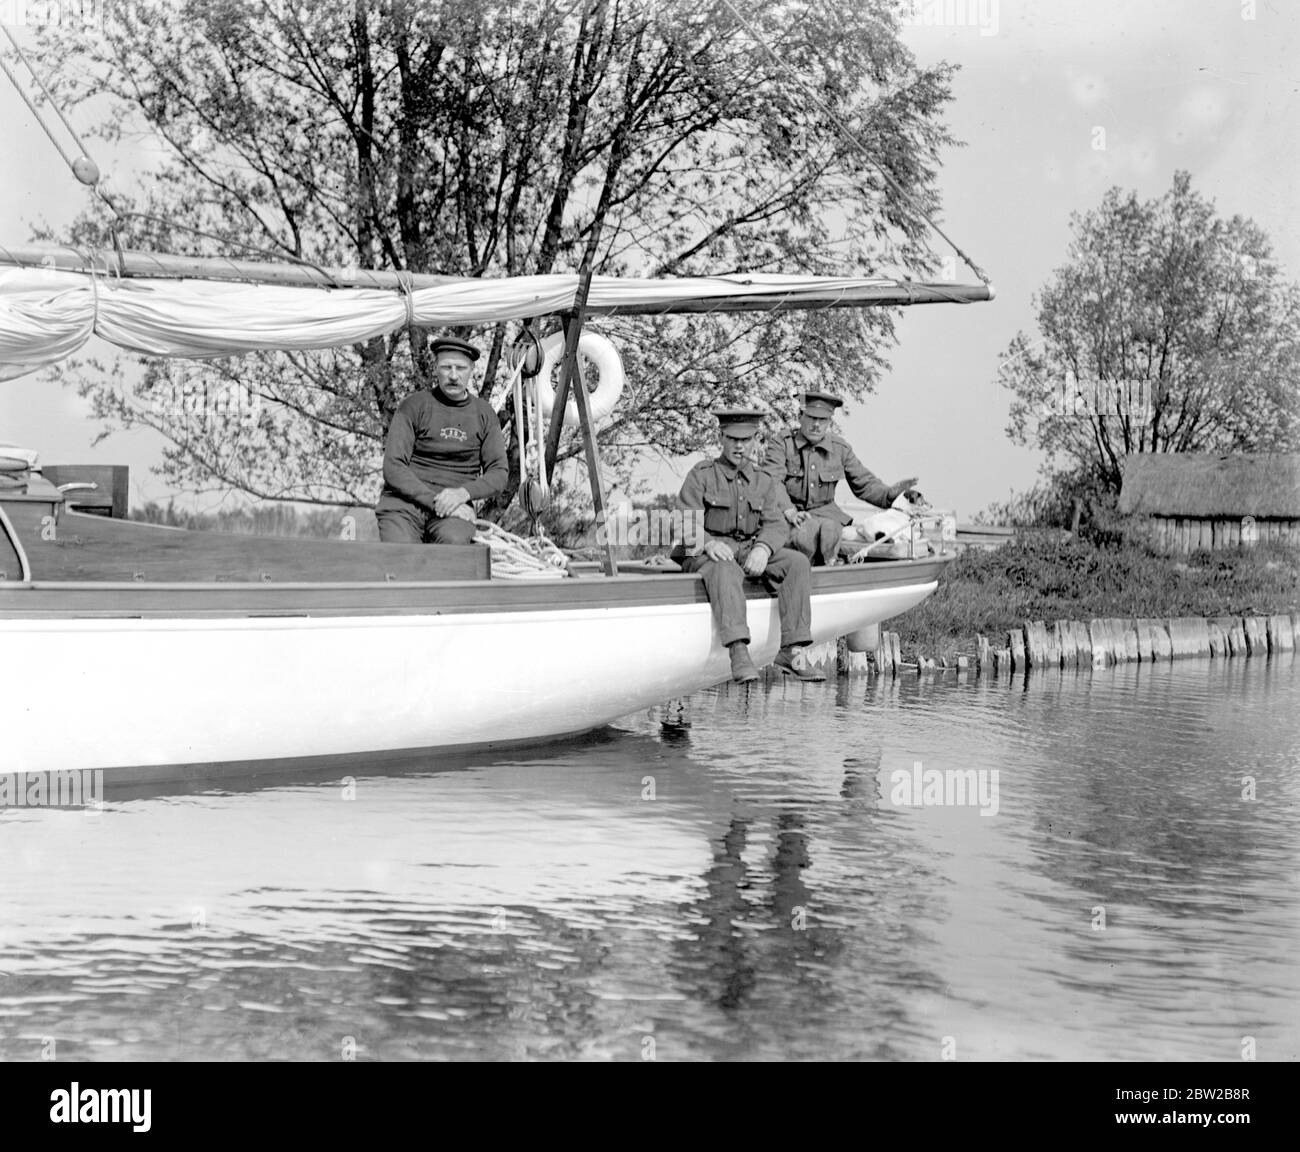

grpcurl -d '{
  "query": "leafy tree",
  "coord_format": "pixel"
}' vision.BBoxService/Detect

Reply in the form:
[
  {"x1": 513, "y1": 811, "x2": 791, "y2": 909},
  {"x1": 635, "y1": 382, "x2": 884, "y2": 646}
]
[
  {"x1": 27, "y1": 0, "x2": 960, "y2": 508},
  {"x1": 1000, "y1": 171, "x2": 1300, "y2": 509}
]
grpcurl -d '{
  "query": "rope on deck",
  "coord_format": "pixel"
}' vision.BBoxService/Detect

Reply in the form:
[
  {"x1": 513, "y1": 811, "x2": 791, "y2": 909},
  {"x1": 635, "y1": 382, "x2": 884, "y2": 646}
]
[{"x1": 472, "y1": 519, "x2": 571, "y2": 580}]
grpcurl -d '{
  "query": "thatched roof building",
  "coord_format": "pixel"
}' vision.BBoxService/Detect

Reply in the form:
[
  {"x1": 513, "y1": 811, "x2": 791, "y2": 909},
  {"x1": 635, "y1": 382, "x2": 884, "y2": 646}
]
[
  {"x1": 1119, "y1": 454, "x2": 1300, "y2": 517},
  {"x1": 1119, "y1": 453, "x2": 1300, "y2": 550}
]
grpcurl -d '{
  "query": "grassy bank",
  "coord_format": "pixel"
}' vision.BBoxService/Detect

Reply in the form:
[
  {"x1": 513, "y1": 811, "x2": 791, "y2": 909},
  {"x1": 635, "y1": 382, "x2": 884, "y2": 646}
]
[{"x1": 892, "y1": 536, "x2": 1299, "y2": 663}]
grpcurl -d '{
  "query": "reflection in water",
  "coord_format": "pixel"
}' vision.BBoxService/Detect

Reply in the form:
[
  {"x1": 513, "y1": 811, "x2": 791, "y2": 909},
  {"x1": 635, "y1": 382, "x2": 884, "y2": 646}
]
[{"x1": 0, "y1": 656, "x2": 1296, "y2": 1060}]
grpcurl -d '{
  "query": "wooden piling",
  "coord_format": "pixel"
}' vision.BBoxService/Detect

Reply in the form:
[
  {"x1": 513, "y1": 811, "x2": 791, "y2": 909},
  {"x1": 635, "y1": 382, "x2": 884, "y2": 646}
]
[
  {"x1": 1166, "y1": 618, "x2": 1189, "y2": 659},
  {"x1": 892, "y1": 612, "x2": 1285, "y2": 672},
  {"x1": 1071, "y1": 620, "x2": 1092, "y2": 665},
  {"x1": 1129, "y1": 618, "x2": 1153, "y2": 662},
  {"x1": 1152, "y1": 621, "x2": 1174, "y2": 661},
  {"x1": 874, "y1": 630, "x2": 893, "y2": 677},
  {"x1": 1024, "y1": 620, "x2": 1049, "y2": 668},
  {"x1": 1169, "y1": 617, "x2": 1210, "y2": 659},
  {"x1": 835, "y1": 637, "x2": 870, "y2": 675},
  {"x1": 1162, "y1": 618, "x2": 1181, "y2": 658},
  {"x1": 1186, "y1": 618, "x2": 1210, "y2": 658},
  {"x1": 1075, "y1": 619, "x2": 1093, "y2": 664},
  {"x1": 1150, "y1": 618, "x2": 1169, "y2": 660},
  {"x1": 1052, "y1": 621, "x2": 1070, "y2": 666},
  {"x1": 1088, "y1": 618, "x2": 1111, "y2": 666},
  {"x1": 1046, "y1": 622, "x2": 1065, "y2": 668},
  {"x1": 1267, "y1": 614, "x2": 1294, "y2": 653},
  {"x1": 1008, "y1": 629, "x2": 1025, "y2": 671},
  {"x1": 1102, "y1": 619, "x2": 1126, "y2": 663},
  {"x1": 1207, "y1": 620, "x2": 1226, "y2": 657},
  {"x1": 1120, "y1": 622, "x2": 1138, "y2": 663}
]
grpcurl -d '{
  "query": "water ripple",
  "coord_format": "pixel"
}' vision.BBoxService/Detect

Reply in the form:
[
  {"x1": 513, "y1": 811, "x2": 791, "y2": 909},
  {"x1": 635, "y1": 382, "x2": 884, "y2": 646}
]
[{"x1": 0, "y1": 655, "x2": 1296, "y2": 1059}]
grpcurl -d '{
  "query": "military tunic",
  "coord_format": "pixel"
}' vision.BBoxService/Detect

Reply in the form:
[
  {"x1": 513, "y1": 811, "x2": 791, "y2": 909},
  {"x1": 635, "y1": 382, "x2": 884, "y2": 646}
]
[
  {"x1": 762, "y1": 427, "x2": 896, "y2": 563},
  {"x1": 673, "y1": 456, "x2": 812, "y2": 649}
]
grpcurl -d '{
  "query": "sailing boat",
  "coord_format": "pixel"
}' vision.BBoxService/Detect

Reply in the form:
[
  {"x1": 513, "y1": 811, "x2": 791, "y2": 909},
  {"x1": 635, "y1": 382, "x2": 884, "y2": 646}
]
[{"x1": 0, "y1": 247, "x2": 989, "y2": 782}]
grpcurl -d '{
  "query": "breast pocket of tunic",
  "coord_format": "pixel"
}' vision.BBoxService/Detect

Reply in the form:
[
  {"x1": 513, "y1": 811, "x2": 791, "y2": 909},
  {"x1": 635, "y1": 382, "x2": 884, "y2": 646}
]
[
  {"x1": 702, "y1": 494, "x2": 736, "y2": 536},
  {"x1": 813, "y1": 464, "x2": 843, "y2": 503}
]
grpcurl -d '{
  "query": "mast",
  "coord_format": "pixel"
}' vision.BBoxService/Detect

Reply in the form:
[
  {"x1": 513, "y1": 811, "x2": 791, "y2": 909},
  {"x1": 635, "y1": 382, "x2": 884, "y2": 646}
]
[{"x1": 0, "y1": 242, "x2": 994, "y2": 312}]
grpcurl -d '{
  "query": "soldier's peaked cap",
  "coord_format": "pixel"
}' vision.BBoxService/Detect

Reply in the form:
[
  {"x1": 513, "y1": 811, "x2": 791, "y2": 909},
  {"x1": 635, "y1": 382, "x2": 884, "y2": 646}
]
[
  {"x1": 710, "y1": 407, "x2": 767, "y2": 436},
  {"x1": 798, "y1": 390, "x2": 843, "y2": 417},
  {"x1": 430, "y1": 336, "x2": 481, "y2": 361}
]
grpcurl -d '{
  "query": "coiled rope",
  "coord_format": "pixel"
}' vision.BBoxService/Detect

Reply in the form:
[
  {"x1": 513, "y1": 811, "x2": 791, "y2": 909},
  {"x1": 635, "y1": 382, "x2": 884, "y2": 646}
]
[{"x1": 473, "y1": 519, "x2": 571, "y2": 580}]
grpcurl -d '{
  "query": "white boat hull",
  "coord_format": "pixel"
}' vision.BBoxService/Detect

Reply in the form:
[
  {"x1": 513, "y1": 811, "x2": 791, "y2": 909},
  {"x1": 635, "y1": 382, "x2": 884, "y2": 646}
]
[{"x1": 2, "y1": 577, "x2": 934, "y2": 778}]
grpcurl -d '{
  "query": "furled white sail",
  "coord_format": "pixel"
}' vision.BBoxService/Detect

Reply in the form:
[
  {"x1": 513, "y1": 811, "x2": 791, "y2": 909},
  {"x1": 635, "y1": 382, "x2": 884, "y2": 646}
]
[{"x1": 0, "y1": 261, "x2": 988, "y2": 380}]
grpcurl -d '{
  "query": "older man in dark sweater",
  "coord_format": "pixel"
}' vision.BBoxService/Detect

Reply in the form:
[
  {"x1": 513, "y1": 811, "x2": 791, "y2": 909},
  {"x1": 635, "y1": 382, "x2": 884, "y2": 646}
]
[{"x1": 375, "y1": 336, "x2": 508, "y2": 545}]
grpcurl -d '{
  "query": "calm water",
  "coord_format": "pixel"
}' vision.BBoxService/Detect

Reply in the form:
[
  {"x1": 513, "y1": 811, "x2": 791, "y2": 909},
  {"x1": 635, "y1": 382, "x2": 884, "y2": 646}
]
[{"x1": 2, "y1": 655, "x2": 1297, "y2": 1062}]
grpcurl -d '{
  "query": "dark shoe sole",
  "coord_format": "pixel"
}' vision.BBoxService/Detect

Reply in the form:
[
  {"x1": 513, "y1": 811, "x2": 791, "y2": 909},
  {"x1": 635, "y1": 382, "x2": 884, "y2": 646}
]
[{"x1": 774, "y1": 660, "x2": 825, "y2": 682}]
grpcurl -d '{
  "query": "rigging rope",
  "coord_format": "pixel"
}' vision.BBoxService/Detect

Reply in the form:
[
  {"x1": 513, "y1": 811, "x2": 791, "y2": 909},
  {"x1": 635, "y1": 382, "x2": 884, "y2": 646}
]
[
  {"x1": 1, "y1": 26, "x2": 351, "y2": 285},
  {"x1": 716, "y1": 0, "x2": 991, "y2": 286},
  {"x1": 509, "y1": 345, "x2": 550, "y2": 519},
  {"x1": 1, "y1": 25, "x2": 97, "y2": 179}
]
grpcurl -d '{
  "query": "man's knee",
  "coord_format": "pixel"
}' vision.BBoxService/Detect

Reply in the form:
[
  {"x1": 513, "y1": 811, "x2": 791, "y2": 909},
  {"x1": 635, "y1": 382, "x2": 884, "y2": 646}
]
[
  {"x1": 376, "y1": 508, "x2": 423, "y2": 543},
  {"x1": 427, "y1": 516, "x2": 478, "y2": 545},
  {"x1": 786, "y1": 520, "x2": 816, "y2": 558},
  {"x1": 815, "y1": 521, "x2": 843, "y2": 562},
  {"x1": 769, "y1": 547, "x2": 810, "y2": 573},
  {"x1": 704, "y1": 558, "x2": 745, "y2": 585}
]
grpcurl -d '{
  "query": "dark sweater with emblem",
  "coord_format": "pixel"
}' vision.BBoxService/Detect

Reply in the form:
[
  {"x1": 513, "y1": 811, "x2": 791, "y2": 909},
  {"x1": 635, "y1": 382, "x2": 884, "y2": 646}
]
[{"x1": 377, "y1": 386, "x2": 508, "y2": 514}]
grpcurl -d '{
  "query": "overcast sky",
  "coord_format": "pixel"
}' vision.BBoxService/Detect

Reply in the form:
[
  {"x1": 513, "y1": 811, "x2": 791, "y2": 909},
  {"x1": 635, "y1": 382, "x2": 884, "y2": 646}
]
[{"x1": 2, "y1": 0, "x2": 1296, "y2": 517}]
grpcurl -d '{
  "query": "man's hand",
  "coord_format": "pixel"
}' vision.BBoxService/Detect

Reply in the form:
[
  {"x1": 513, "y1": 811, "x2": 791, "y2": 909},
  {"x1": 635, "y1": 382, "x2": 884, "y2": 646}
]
[
  {"x1": 743, "y1": 544, "x2": 770, "y2": 576},
  {"x1": 433, "y1": 486, "x2": 471, "y2": 518},
  {"x1": 450, "y1": 504, "x2": 476, "y2": 523},
  {"x1": 703, "y1": 538, "x2": 734, "y2": 564},
  {"x1": 783, "y1": 507, "x2": 809, "y2": 526}
]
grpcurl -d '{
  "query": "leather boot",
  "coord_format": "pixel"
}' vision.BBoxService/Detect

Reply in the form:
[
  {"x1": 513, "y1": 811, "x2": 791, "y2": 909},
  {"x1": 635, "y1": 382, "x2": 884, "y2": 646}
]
[
  {"x1": 774, "y1": 646, "x2": 825, "y2": 682},
  {"x1": 729, "y1": 641, "x2": 759, "y2": 683}
]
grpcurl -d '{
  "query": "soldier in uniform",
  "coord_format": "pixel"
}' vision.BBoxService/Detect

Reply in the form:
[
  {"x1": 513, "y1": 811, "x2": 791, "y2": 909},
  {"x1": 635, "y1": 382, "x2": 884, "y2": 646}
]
[
  {"x1": 762, "y1": 390, "x2": 918, "y2": 565},
  {"x1": 375, "y1": 336, "x2": 508, "y2": 545},
  {"x1": 673, "y1": 408, "x2": 824, "y2": 684}
]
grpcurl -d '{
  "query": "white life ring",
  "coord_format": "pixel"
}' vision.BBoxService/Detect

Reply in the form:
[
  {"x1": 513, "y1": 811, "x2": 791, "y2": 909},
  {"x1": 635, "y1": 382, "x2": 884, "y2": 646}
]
[{"x1": 535, "y1": 330, "x2": 625, "y2": 426}]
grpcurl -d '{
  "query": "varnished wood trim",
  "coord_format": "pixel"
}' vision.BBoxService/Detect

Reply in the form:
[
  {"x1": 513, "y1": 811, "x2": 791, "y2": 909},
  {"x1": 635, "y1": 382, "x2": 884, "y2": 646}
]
[{"x1": 0, "y1": 557, "x2": 948, "y2": 618}]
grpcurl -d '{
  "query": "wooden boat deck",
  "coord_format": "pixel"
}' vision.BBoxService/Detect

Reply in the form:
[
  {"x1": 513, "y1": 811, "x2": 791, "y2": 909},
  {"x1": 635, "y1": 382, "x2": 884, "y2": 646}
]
[
  {"x1": 0, "y1": 495, "x2": 951, "y2": 618},
  {"x1": 0, "y1": 494, "x2": 488, "y2": 583}
]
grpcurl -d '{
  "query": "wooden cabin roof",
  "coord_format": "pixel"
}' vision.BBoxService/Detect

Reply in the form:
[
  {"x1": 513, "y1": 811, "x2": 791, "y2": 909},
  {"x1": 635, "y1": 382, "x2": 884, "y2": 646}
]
[{"x1": 1119, "y1": 453, "x2": 1300, "y2": 518}]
